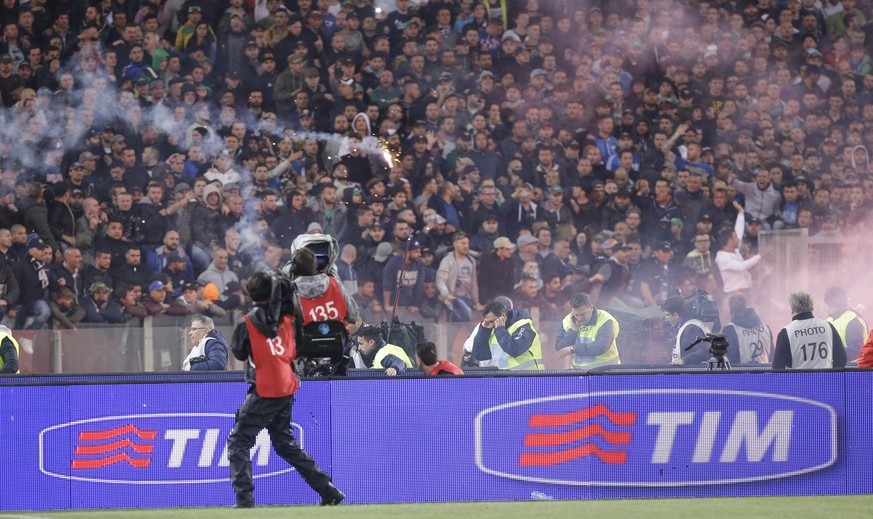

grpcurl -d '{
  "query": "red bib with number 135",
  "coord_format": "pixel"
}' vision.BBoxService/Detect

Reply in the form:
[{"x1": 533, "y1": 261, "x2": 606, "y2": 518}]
[{"x1": 298, "y1": 277, "x2": 348, "y2": 326}]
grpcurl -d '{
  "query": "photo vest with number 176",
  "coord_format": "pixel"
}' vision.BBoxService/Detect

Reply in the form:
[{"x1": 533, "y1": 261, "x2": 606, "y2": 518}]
[
  {"x1": 245, "y1": 314, "x2": 299, "y2": 398},
  {"x1": 786, "y1": 317, "x2": 835, "y2": 369}
]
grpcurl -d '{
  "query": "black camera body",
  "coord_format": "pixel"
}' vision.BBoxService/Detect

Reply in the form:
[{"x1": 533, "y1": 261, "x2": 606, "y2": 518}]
[
  {"x1": 706, "y1": 334, "x2": 729, "y2": 357},
  {"x1": 685, "y1": 333, "x2": 729, "y2": 357}
]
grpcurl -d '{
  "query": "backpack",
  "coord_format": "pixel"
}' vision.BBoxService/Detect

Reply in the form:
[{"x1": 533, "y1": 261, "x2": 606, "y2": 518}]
[{"x1": 380, "y1": 317, "x2": 426, "y2": 363}]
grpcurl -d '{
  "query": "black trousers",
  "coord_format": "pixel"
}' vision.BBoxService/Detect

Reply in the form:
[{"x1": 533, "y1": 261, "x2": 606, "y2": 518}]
[{"x1": 227, "y1": 388, "x2": 332, "y2": 504}]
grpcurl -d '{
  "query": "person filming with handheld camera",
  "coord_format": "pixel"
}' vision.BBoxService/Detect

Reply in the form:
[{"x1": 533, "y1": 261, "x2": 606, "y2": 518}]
[{"x1": 227, "y1": 271, "x2": 344, "y2": 508}]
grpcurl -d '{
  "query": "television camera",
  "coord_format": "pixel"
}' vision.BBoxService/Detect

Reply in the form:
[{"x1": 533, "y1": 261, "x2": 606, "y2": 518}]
[
  {"x1": 684, "y1": 333, "x2": 731, "y2": 370},
  {"x1": 280, "y1": 233, "x2": 351, "y2": 377}
]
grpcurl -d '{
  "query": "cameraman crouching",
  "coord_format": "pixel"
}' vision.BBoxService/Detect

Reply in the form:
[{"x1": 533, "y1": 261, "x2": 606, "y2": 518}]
[
  {"x1": 662, "y1": 295, "x2": 711, "y2": 365},
  {"x1": 291, "y1": 248, "x2": 360, "y2": 335}
]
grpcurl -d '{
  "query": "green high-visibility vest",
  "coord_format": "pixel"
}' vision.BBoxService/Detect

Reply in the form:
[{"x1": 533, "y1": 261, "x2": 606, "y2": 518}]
[
  {"x1": 561, "y1": 309, "x2": 620, "y2": 369},
  {"x1": 828, "y1": 310, "x2": 868, "y2": 355},
  {"x1": 373, "y1": 343, "x2": 413, "y2": 370},
  {"x1": 0, "y1": 331, "x2": 19, "y2": 374},
  {"x1": 488, "y1": 318, "x2": 543, "y2": 370}
]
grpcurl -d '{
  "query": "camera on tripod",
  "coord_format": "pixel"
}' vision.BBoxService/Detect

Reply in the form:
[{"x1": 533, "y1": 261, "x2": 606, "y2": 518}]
[{"x1": 684, "y1": 333, "x2": 731, "y2": 370}]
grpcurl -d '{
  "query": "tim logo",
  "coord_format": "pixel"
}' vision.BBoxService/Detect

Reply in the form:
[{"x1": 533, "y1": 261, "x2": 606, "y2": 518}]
[
  {"x1": 71, "y1": 424, "x2": 157, "y2": 469},
  {"x1": 40, "y1": 413, "x2": 302, "y2": 484},
  {"x1": 518, "y1": 404, "x2": 636, "y2": 467},
  {"x1": 475, "y1": 390, "x2": 837, "y2": 486}
]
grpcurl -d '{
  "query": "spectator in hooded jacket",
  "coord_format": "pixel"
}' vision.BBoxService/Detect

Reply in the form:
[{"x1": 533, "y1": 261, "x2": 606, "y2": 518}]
[{"x1": 188, "y1": 182, "x2": 224, "y2": 272}]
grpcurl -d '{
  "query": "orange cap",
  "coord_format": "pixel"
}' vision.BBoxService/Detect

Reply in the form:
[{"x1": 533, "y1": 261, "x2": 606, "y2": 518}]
[{"x1": 203, "y1": 283, "x2": 220, "y2": 302}]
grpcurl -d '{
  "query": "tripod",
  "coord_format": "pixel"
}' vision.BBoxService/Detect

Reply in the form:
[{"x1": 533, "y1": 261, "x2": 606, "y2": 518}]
[
  {"x1": 707, "y1": 353, "x2": 731, "y2": 371},
  {"x1": 685, "y1": 334, "x2": 732, "y2": 371}
]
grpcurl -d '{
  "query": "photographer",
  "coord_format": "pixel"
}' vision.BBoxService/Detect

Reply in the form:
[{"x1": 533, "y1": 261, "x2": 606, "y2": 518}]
[
  {"x1": 227, "y1": 271, "x2": 344, "y2": 508},
  {"x1": 721, "y1": 294, "x2": 773, "y2": 365},
  {"x1": 772, "y1": 291, "x2": 846, "y2": 370},
  {"x1": 662, "y1": 295, "x2": 711, "y2": 365}
]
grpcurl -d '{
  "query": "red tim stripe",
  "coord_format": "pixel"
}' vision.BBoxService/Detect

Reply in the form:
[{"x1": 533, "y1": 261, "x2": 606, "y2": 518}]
[
  {"x1": 518, "y1": 444, "x2": 627, "y2": 466},
  {"x1": 524, "y1": 423, "x2": 632, "y2": 447},
  {"x1": 71, "y1": 453, "x2": 151, "y2": 470},
  {"x1": 75, "y1": 438, "x2": 155, "y2": 455},
  {"x1": 78, "y1": 425, "x2": 158, "y2": 441},
  {"x1": 528, "y1": 404, "x2": 637, "y2": 428}
]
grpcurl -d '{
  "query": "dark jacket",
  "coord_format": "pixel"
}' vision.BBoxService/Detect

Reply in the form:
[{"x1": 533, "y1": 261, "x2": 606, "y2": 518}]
[
  {"x1": 188, "y1": 198, "x2": 223, "y2": 248},
  {"x1": 12, "y1": 255, "x2": 52, "y2": 306},
  {"x1": 0, "y1": 260, "x2": 19, "y2": 308},
  {"x1": 113, "y1": 264, "x2": 151, "y2": 290},
  {"x1": 105, "y1": 207, "x2": 145, "y2": 243},
  {"x1": 51, "y1": 264, "x2": 84, "y2": 300},
  {"x1": 47, "y1": 199, "x2": 75, "y2": 248},
  {"x1": 94, "y1": 235, "x2": 129, "y2": 269},
  {"x1": 20, "y1": 196, "x2": 59, "y2": 251},
  {"x1": 102, "y1": 297, "x2": 147, "y2": 324},
  {"x1": 79, "y1": 295, "x2": 110, "y2": 323},
  {"x1": 80, "y1": 265, "x2": 114, "y2": 293},
  {"x1": 478, "y1": 251, "x2": 516, "y2": 301},
  {"x1": 136, "y1": 202, "x2": 167, "y2": 247},
  {"x1": 188, "y1": 329, "x2": 229, "y2": 371},
  {"x1": 271, "y1": 208, "x2": 314, "y2": 248},
  {"x1": 142, "y1": 294, "x2": 190, "y2": 317}
]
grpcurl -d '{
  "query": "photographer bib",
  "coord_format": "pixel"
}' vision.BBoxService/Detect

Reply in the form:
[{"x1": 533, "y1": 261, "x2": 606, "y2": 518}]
[
  {"x1": 725, "y1": 322, "x2": 772, "y2": 364},
  {"x1": 785, "y1": 317, "x2": 834, "y2": 369},
  {"x1": 671, "y1": 319, "x2": 710, "y2": 365}
]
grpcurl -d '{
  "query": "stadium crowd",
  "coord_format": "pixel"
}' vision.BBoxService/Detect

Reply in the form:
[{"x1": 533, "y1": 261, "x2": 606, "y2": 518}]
[{"x1": 0, "y1": 0, "x2": 869, "y2": 361}]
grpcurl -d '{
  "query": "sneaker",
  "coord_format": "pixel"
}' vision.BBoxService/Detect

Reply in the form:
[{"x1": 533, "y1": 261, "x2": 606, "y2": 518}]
[
  {"x1": 19, "y1": 338, "x2": 33, "y2": 355},
  {"x1": 320, "y1": 483, "x2": 345, "y2": 506}
]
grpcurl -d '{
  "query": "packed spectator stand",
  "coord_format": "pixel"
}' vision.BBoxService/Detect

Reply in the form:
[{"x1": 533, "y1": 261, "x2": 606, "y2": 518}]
[{"x1": 0, "y1": 0, "x2": 870, "y2": 371}]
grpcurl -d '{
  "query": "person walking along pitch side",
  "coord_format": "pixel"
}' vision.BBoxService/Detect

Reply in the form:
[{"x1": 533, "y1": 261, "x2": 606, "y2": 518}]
[{"x1": 227, "y1": 271, "x2": 344, "y2": 508}]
